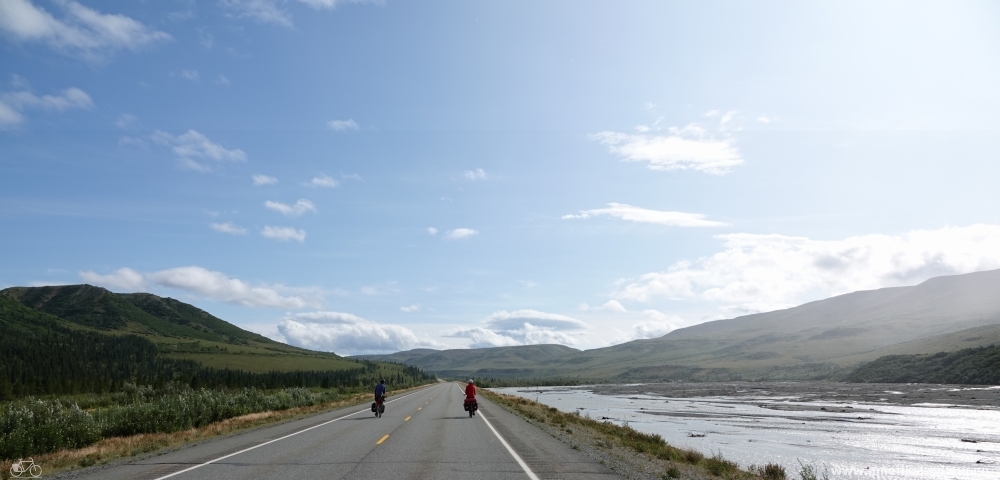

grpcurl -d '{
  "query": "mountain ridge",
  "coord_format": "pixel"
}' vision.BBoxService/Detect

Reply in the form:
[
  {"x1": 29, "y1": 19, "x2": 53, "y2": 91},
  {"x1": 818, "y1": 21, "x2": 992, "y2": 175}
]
[{"x1": 362, "y1": 269, "x2": 1000, "y2": 380}]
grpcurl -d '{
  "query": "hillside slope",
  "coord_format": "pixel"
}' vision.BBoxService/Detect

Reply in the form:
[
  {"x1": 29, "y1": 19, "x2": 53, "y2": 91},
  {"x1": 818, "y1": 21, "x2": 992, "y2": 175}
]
[
  {"x1": 543, "y1": 269, "x2": 1000, "y2": 379},
  {"x1": 844, "y1": 344, "x2": 1000, "y2": 384},
  {"x1": 0, "y1": 285, "x2": 358, "y2": 373}
]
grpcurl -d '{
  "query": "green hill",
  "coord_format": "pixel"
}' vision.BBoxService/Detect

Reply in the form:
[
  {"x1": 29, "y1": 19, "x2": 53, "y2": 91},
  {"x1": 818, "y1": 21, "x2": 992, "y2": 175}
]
[
  {"x1": 844, "y1": 344, "x2": 1000, "y2": 384},
  {"x1": 0, "y1": 285, "x2": 434, "y2": 399},
  {"x1": 1, "y1": 285, "x2": 358, "y2": 373}
]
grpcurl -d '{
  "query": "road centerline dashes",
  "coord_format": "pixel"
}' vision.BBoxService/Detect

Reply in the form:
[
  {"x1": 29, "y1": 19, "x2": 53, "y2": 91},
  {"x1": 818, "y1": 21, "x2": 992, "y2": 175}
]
[
  {"x1": 376, "y1": 435, "x2": 389, "y2": 445},
  {"x1": 404, "y1": 416, "x2": 411, "y2": 421},
  {"x1": 148, "y1": 386, "x2": 432, "y2": 480}
]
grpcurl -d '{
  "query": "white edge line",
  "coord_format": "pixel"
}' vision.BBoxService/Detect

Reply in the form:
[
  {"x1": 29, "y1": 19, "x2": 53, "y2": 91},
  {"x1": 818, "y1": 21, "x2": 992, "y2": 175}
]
[
  {"x1": 152, "y1": 386, "x2": 431, "y2": 480},
  {"x1": 477, "y1": 399, "x2": 541, "y2": 480}
]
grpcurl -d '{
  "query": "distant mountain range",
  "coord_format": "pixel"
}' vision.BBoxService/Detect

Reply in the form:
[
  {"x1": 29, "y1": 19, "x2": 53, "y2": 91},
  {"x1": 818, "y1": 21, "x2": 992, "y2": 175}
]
[{"x1": 358, "y1": 269, "x2": 1000, "y2": 381}]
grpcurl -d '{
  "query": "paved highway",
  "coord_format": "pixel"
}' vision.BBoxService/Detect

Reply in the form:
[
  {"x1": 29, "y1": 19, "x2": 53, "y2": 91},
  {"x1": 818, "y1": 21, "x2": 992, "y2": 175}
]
[{"x1": 67, "y1": 383, "x2": 620, "y2": 480}]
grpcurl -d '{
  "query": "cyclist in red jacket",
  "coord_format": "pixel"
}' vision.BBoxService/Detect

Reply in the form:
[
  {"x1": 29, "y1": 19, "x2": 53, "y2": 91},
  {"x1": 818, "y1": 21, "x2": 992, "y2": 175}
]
[
  {"x1": 465, "y1": 379, "x2": 476, "y2": 399},
  {"x1": 464, "y1": 379, "x2": 478, "y2": 416}
]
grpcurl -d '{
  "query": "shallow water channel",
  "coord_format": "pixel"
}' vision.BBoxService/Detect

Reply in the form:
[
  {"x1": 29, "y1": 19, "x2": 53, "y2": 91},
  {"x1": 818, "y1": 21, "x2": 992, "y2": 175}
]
[{"x1": 494, "y1": 383, "x2": 1000, "y2": 480}]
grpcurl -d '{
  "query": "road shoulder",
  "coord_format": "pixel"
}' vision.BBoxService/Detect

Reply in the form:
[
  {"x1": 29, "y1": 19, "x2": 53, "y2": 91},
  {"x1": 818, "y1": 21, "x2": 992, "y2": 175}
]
[{"x1": 478, "y1": 392, "x2": 624, "y2": 480}]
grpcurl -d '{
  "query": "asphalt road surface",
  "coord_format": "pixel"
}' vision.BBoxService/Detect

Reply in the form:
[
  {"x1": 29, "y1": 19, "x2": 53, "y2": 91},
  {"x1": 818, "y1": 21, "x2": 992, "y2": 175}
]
[{"x1": 65, "y1": 383, "x2": 621, "y2": 480}]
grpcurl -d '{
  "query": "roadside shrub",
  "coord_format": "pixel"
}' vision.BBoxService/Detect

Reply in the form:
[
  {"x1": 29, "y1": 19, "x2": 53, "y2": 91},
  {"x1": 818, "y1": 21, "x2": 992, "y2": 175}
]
[
  {"x1": 0, "y1": 399, "x2": 100, "y2": 460},
  {"x1": 0, "y1": 386, "x2": 344, "y2": 460},
  {"x1": 684, "y1": 449, "x2": 704, "y2": 464},
  {"x1": 798, "y1": 461, "x2": 829, "y2": 480},
  {"x1": 750, "y1": 463, "x2": 787, "y2": 480},
  {"x1": 664, "y1": 466, "x2": 681, "y2": 478},
  {"x1": 704, "y1": 452, "x2": 739, "y2": 476}
]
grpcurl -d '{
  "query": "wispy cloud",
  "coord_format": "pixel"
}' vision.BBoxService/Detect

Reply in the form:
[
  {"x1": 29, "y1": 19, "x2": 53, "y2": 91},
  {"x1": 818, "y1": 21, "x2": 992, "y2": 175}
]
[
  {"x1": 261, "y1": 225, "x2": 307, "y2": 242},
  {"x1": 593, "y1": 113, "x2": 744, "y2": 174},
  {"x1": 425, "y1": 227, "x2": 438, "y2": 235},
  {"x1": 79, "y1": 266, "x2": 321, "y2": 308},
  {"x1": 216, "y1": 74, "x2": 230, "y2": 86},
  {"x1": 578, "y1": 300, "x2": 627, "y2": 313},
  {"x1": 178, "y1": 69, "x2": 199, "y2": 82},
  {"x1": 0, "y1": 0, "x2": 171, "y2": 62},
  {"x1": 151, "y1": 130, "x2": 246, "y2": 172},
  {"x1": 305, "y1": 174, "x2": 339, "y2": 188},
  {"x1": 400, "y1": 304, "x2": 419, "y2": 313},
  {"x1": 210, "y1": 222, "x2": 248, "y2": 235},
  {"x1": 327, "y1": 118, "x2": 359, "y2": 132},
  {"x1": 252, "y1": 174, "x2": 277, "y2": 186},
  {"x1": 563, "y1": 203, "x2": 728, "y2": 227},
  {"x1": 115, "y1": 113, "x2": 139, "y2": 129},
  {"x1": 463, "y1": 168, "x2": 487, "y2": 180},
  {"x1": 445, "y1": 228, "x2": 478, "y2": 240},
  {"x1": 298, "y1": 0, "x2": 383, "y2": 10},
  {"x1": 220, "y1": 0, "x2": 293, "y2": 27},
  {"x1": 0, "y1": 85, "x2": 94, "y2": 128},
  {"x1": 265, "y1": 199, "x2": 316, "y2": 217},
  {"x1": 613, "y1": 224, "x2": 1000, "y2": 316}
]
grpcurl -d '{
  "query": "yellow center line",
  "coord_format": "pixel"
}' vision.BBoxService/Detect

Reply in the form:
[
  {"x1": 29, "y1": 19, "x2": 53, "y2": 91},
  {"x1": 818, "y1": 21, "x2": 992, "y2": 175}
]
[
  {"x1": 376, "y1": 435, "x2": 389, "y2": 445},
  {"x1": 417, "y1": 406, "x2": 422, "y2": 410},
  {"x1": 405, "y1": 416, "x2": 411, "y2": 421}
]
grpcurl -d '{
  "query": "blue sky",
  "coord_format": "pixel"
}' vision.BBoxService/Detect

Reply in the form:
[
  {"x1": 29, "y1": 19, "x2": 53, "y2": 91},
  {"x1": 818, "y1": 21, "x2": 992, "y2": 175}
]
[{"x1": 2, "y1": 0, "x2": 999, "y2": 354}]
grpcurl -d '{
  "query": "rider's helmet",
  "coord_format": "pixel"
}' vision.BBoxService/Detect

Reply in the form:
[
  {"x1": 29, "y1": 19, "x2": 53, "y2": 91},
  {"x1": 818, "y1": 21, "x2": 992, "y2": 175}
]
[
  {"x1": 468, "y1": 379, "x2": 474, "y2": 384},
  {"x1": 379, "y1": 379, "x2": 385, "y2": 384}
]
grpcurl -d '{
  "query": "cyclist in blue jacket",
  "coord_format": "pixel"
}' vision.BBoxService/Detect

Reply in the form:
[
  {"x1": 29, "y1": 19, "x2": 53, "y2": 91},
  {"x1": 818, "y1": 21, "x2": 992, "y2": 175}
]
[{"x1": 374, "y1": 379, "x2": 387, "y2": 402}]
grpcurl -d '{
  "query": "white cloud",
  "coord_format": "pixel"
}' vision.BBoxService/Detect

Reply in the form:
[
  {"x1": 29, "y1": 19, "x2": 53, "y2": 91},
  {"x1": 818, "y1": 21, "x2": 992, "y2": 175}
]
[
  {"x1": 265, "y1": 199, "x2": 316, "y2": 217},
  {"x1": 305, "y1": 174, "x2": 339, "y2": 188},
  {"x1": 252, "y1": 174, "x2": 277, "y2": 186},
  {"x1": 298, "y1": 0, "x2": 382, "y2": 9},
  {"x1": 9, "y1": 74, "x2": 29, "y2": 89},
  {"x1": 610, "y1": 310, "x2": 679, "y2": 344},
  {"x1": 400, "y1": 304, "x2": 419, "y2": 313},
  {"x1": 341, "y1": 172, "x2": 362, "y2": 181},
  {"x1": 445, "y1": 228, "x2": 478, "y2": 240},
  {"x1": 2, "y1": 87, "x2": 94, "y2": 111},
  {"x1": 115, "y1": 113, "x2": 138, "y2": 129},
  {"x1": 210, "y1": 222, "x2": 248, "y2": 235},
  {"x1": 261, "y1": 225, "x2": 307, "y2": 242},
  {"x1": 426, "y1": 227, "x2": 438, "y2": 235},
  {"x1": 277, "y1": 311, "x2": 443, "y2": 355},
  {"x1": 757, "y1": 116, "x2": 773, "y2": 124},
  {"x1": 464, "y1": 168, "x2": 487, "y2": 180},
  {"x1": 0, "y1": 0, "x2": 171, "y2": 61},
  {"x1": 614, "y1": 224, "x2": 1000, "y2": 316},
  {"x1": 0, "y1": 86, "x2": 93, "y2": 128},
  {"x1": 79, "y1": 267, "x2": 146, "y2": 291},
  {"x1": 151, "y1": 130, "x2": 246, "y2": 171},
  {"x1": 327, "y1": 118, "x2": 359, "y2": 132},
  {"x1": 220, "y1": 0, "x2": 293, "y2": 27},
  {"x1": 563, "y1": 203, "x2": 728, "y2": 227},
  {"x1": 0, "y1": 101, "x2": 23, "y2": 128},
  {"x1": 179, "y1": 69, "x2": 199, "y2": 82},
  {"x1": 448, "y1": 309, "x2": 589, "y2": 348},
  {"x1": 79, "y1": 265, "x2": 320, "y2": 308},
  {"x1": 592, "y1": 122, "x2": 744, "y2": 175},
  {"x1": 216, "y1": 74, "x2": 230, "y2": 86},
  {"x1": 577, "y1": 300, "x2": 628, "y2": 313}
]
